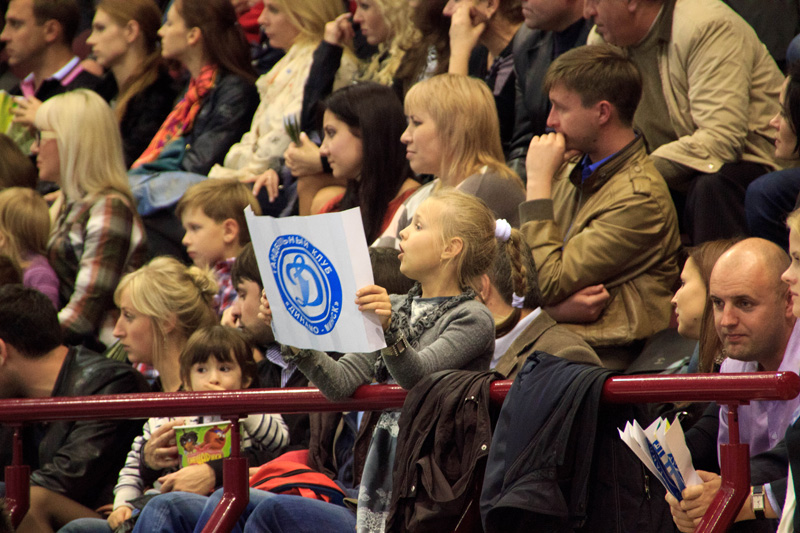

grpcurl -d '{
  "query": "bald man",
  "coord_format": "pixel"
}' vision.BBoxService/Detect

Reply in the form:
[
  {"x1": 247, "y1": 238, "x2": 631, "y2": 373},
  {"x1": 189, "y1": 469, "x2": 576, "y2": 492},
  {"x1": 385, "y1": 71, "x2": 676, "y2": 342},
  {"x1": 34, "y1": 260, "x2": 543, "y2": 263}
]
[
  {"x1": 669, "y1": 238, "x2": 800, "y2": 532},
  {"x1": 711, "y1": 238, "x2": 799, "y2": 457}
]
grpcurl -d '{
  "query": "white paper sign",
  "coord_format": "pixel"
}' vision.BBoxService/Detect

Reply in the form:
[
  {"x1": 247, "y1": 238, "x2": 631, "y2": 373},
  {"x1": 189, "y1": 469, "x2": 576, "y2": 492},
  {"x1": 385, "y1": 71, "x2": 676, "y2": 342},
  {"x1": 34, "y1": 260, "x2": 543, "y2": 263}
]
[{"x1": 245, "y1": 206, "x2": 386, "y2": 353}]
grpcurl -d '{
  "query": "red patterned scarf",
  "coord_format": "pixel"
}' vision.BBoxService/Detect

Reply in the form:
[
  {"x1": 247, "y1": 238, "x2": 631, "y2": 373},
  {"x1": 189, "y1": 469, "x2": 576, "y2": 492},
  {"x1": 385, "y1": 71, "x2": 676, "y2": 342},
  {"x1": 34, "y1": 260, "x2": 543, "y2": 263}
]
[{"x1": 131, "y1": 64, "x2": 219, "y2": 168}]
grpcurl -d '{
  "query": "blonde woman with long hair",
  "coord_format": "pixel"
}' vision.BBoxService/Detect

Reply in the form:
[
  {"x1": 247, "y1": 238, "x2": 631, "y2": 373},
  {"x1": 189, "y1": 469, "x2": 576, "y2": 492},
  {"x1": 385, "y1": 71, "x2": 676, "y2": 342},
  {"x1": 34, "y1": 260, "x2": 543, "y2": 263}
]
[
  {"x1": 377, "y1": 73, "x2": 525, "y2": 247},
  {"x1": 34, "y1": 89, "x2": 147, "y2": 350},
  {"x1": 59, "y1": 256, "x2": 221, "y2": 533}
]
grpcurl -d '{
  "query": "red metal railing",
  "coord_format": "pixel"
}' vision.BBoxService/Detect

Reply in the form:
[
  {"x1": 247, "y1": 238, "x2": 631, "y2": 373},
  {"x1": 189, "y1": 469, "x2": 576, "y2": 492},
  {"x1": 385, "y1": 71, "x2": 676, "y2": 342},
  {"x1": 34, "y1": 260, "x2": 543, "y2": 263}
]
[{"x1": 2, "y1": 372, "x2": 799, "y2": 532}]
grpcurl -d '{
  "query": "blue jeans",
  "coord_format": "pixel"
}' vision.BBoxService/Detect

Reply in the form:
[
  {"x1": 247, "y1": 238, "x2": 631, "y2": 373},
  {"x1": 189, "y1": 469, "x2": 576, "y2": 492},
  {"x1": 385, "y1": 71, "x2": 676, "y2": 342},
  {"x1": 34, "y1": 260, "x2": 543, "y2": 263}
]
[
  {"x1": 130, "y1": 492, "x2": 207, "y2": 533},
  {"x1": 191, "y1": 488, "x2": 274, "y2": 533},
  {"x1": 745, "y1": 168, "x2": 800, "y2": 250},
  {"x1": 57, "y1": 518, "x2": 112, "y2": 533},
  {"x1": 243, "y1": 495, "x2": 356, "y2": 533}
]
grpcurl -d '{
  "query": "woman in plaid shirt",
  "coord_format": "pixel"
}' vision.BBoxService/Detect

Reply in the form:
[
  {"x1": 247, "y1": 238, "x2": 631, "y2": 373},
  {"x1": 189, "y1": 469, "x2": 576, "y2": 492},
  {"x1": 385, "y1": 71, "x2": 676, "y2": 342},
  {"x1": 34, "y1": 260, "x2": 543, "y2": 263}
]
[{"x1": 34, "y1": 89, "x2": 147, "y2": 350}]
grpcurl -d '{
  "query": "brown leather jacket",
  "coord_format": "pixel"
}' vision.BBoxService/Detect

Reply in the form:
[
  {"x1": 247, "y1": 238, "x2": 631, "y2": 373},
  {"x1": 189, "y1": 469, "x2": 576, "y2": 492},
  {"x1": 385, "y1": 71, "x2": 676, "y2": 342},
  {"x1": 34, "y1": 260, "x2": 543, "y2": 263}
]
[{"x1": 520, "y1": 136, "x2": 681, "y2": 354}]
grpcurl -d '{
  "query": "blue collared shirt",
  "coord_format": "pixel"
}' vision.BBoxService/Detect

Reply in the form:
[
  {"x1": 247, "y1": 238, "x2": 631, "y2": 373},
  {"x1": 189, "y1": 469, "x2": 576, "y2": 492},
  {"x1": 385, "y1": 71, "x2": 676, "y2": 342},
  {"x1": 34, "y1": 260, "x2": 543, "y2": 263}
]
[{"x1": 579, "y1": 153, "x2": 615, "y2": 184}]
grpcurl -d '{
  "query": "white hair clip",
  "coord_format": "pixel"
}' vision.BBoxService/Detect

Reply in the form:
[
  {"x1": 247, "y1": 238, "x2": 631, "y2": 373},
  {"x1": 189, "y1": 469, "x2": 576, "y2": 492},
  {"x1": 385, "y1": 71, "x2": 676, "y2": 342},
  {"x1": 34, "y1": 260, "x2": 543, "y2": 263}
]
[{"x1": 495, "y1": 219, "x2": 511, "y2": 242}]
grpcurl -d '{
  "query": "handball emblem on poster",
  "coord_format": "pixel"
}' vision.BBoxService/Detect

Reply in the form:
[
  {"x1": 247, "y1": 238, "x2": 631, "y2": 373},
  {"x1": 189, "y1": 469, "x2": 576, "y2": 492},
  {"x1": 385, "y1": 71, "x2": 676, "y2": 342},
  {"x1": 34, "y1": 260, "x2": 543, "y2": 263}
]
[
  {"x1": 245, "y1": 206, "x2": 386, "y2": 353},
  {"x1": 269, "y1": 235, "x2": 342, "y2": 335}
]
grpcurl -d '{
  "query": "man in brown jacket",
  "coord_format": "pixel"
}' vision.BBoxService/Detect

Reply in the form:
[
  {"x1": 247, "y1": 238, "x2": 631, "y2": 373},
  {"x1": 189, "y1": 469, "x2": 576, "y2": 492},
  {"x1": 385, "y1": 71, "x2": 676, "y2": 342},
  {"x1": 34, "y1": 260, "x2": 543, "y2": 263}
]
[{"x1": 521, "y1": 44, "x2": 681, "y2": 370}]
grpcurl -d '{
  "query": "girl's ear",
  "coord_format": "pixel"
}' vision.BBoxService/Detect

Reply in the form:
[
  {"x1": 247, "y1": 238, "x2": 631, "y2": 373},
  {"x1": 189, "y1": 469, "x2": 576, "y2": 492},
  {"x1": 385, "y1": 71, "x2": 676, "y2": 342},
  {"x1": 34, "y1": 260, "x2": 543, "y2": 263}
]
[
  {"x1": 478, "y1": 273, "x2": 492, "y2": 303},
  {"x1": 241, "y1": 374, "x2": 253, "y2": 389},
  {"x1": 124, "y1": 19, "x2": 142, "y2": 45},
  {"x1": 441, "y1": 236, "x2": 464, "y2": 260},
  {"x1": 187, "y1": 26, "x2": 202, "y2": 47}
]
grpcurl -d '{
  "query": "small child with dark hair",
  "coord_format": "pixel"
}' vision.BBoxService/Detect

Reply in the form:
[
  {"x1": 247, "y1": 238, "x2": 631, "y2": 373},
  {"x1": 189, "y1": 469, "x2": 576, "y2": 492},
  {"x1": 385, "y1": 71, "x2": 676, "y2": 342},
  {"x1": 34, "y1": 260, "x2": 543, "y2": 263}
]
[
  {"x1": 74, "y1": 326, "x2": 288, "y2": 532},
  {"x1": 179, "y1": 325, "x2": 260, "y2": 393},
  {"x1": 176, "y1": 178, "x2": 262, "y2": 314}
]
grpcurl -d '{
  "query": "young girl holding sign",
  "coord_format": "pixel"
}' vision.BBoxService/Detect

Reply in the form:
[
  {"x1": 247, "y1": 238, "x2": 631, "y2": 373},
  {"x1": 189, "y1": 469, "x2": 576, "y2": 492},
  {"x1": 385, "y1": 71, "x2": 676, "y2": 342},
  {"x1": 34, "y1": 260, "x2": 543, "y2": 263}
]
[{"x1": 245, "y1": 188, "x2": 497, "y2": 532}]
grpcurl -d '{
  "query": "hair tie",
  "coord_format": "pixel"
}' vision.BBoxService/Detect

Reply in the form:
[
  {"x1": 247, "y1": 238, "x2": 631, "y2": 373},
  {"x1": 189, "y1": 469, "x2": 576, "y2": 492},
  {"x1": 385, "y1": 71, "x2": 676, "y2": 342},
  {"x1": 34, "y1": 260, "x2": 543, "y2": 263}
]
[
  {"x1": 512, "y1": 293, "x2": 525, "y2": 309},
  {"x1": 495, "y1": 219, "x2": 511, "y2": 242}
]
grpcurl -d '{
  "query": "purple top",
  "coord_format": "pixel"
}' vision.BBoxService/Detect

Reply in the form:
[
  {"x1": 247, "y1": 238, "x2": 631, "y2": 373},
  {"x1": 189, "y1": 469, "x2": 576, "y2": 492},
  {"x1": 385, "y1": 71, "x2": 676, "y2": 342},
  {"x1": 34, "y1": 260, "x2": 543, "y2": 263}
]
[
  {"x1": 23, "y1": 253, "x2": 60, "y2": 308},
  {"x1": 718, "y1": 319, "x2": 800, "y2": 459}
]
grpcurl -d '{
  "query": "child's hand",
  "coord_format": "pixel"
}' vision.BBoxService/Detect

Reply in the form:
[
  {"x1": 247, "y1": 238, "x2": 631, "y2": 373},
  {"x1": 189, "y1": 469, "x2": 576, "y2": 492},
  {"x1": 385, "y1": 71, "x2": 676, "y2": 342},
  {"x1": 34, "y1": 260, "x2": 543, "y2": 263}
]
[
  {"x1": 258, "y1": 290, "x2": 273, "y2": 327},
  {"x1": 158, "y1": 463, "x2": 215, "y2": 495},
  {"x1": 143, "y1": 419, "x2": 183, "y2": 470},
  {"x1": 356, "y1": 285, "x2": 392, "y2": 331},
  {"x1": 107, "y1": 506, "x2": 132, "y2": 529}
]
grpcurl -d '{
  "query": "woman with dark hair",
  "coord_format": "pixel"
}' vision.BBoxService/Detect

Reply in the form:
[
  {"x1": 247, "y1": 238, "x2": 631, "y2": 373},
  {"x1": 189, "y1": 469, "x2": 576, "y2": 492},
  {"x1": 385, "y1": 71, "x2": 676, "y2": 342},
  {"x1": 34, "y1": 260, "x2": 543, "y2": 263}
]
[
  {"x1": 746, "y1": 62, "x2": 800, "y2": 250},
  {"x1": 281, "y1": 0, "x2": 425, "y2": 212},
  {"x1": 671, "y1": 239, "x2": 738, "y2": 373},
  {"x1": 408, "y1": 0, "x2": 452, "y2": 76},
  {"x1": 130, "y1": 0, "x2": 258, "y2": 175},
  {"x1": 128, "y1": 0, "x2": 259, "y2": 258},
  {"x1": 87, "y1": 0, "x2": 179, "y2": 166},
  {"x1": 444, "y1": 0, "x2": 523, "y2": 154},
  {"x1": 314, "y1": 82, "x2": 419, "y2": 244}
]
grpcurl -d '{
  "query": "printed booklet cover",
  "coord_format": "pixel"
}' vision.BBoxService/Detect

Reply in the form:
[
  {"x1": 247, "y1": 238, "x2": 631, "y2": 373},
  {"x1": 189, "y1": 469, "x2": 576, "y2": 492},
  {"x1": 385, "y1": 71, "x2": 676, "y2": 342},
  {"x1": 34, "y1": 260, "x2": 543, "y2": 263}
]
[{"x1": 175, "y1": 421, "x2": 240, "y2": 467}]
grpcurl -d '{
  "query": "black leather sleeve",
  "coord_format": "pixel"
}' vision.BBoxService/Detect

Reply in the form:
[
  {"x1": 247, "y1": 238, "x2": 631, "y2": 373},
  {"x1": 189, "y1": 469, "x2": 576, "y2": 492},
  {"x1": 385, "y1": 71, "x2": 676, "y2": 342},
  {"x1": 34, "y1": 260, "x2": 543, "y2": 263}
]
[
  {"x1": 29, "y1": 355, "x2": 151, "y2": 508},
  {"x1": 181, "y1": 71, "x2": 259, "y2": 176}
]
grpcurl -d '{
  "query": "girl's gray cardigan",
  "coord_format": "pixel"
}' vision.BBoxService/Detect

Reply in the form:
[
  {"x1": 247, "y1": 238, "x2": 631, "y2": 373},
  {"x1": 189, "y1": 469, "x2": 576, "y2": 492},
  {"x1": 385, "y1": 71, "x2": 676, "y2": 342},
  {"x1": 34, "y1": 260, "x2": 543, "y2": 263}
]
[{"x1": 287, "y1": 294, "x2": 495, "y2": 400}]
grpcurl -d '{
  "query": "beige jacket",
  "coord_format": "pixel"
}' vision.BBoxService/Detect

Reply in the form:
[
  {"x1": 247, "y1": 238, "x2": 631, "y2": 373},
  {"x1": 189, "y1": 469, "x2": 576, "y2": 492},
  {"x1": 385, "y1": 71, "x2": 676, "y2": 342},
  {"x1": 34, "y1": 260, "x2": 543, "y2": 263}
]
[
  {"x1": 589, "y1": 0, "x2": 785, "y2": 173},
  {"x1": 493, "y1": 311, "x2": 601, "y2": 380},
  {"x1": 520, "y1": 137, "x2": 681, "y2": 349}
]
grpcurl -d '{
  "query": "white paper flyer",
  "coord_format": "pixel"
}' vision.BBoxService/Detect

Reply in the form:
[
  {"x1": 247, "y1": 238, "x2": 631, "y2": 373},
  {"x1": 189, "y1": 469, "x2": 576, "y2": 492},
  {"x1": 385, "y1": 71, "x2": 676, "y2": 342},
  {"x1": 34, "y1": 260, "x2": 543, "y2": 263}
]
[{"x1": 619, "y1": 416, "x2": 702, "y2": 500}]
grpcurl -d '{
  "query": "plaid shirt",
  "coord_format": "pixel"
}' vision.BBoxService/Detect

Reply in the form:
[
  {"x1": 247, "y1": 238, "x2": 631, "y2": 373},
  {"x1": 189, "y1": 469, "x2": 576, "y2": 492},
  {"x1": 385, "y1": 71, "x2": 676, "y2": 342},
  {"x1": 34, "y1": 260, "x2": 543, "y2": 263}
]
[
  {"x1": 48, "y1": 193, "x2": 147, "y2": 345},
  {"x1": 213, "y1": 257, "x2": 237, "y2": 315}
]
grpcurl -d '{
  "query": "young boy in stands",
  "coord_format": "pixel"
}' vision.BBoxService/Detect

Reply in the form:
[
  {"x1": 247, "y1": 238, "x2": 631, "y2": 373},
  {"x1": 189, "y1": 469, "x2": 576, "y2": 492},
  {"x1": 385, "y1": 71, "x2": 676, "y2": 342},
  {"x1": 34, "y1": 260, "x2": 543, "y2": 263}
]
[{"x1": 176, "y1": 178, "x2": 261, "y2": 315}]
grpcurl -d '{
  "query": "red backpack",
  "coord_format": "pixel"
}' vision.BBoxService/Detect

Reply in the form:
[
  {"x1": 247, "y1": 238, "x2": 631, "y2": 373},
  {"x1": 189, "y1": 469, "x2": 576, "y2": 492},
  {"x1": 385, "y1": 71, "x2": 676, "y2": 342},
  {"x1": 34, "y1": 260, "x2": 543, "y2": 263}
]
[{"x1": 249, "y1": 460, "x2": 347, "y2": 506}]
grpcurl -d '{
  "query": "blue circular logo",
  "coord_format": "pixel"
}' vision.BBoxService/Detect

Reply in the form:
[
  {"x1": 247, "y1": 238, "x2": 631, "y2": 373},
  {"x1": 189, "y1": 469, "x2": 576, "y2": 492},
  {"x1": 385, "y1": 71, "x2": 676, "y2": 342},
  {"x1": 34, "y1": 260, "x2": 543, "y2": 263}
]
[{"x1": 269, "y1": 235, "x2": 342, "y2": 336}]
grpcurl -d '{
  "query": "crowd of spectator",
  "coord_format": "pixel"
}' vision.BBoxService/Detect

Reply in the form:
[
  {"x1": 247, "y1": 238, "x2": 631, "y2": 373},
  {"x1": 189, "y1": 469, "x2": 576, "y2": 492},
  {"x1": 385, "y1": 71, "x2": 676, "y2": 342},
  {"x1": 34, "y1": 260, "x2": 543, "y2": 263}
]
[{"x1": 0, "y1": 0, "x2": 800, "y2": 531}]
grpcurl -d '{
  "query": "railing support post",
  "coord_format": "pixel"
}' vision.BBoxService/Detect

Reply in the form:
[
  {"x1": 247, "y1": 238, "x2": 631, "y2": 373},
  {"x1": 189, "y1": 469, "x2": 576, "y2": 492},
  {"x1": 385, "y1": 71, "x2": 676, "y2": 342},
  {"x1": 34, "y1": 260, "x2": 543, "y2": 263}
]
[
  {"x1": 201, "y1": 417, "x2": 249, "y2": 533},
  {"x1": 696, "y1": 404, "x2": 751, "y2": 533},
  {"x1": 5, "y1": 425, "x2": 30, "y2": 528}
]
